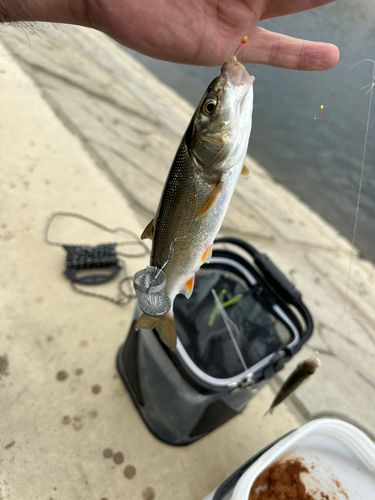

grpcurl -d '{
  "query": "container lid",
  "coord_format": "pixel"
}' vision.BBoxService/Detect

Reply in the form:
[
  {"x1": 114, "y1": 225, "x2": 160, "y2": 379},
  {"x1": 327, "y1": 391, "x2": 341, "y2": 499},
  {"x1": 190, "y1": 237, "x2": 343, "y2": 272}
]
[{"x1": 232, "y1": 418, "x2": 375, "y2": 500}]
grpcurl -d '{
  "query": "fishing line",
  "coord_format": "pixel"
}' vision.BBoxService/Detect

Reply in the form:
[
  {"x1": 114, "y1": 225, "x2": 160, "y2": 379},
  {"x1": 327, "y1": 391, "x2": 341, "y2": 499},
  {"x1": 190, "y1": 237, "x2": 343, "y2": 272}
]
[
  {"x1": 315, "y1": 60, "x2": 375, "y2": 331},
  {"x1": 154, "y1": 241, "x2": 174, "y2": 280},
  {"x1": 340, "y1": 63, "x2": 375, "y2": 317},
  {"x1": 153, "y1": 236, "x2": 186, "y2": 280},
  {"x1": 211, "y1": 288, "x2": 248, "y2": 372},
  {"x1": 314, "y1": 59, "x2": 375, "y2": 118},
  {"x1": 309, "y1": 59, "x2": 375, "y2": 391},
  {"x1": 233, "y1": 36, "x2": 248, "y2": 60}
]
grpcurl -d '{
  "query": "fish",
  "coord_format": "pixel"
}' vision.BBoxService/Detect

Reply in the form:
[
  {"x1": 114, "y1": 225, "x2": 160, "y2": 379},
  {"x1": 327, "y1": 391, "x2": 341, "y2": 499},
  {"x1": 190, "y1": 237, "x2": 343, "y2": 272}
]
[
  {"x1": 135, "y1": 56, "x2": 255, "y2": 349},
  {"x1": 264, "y1": 353, "x2": 321, "y2": 415}
]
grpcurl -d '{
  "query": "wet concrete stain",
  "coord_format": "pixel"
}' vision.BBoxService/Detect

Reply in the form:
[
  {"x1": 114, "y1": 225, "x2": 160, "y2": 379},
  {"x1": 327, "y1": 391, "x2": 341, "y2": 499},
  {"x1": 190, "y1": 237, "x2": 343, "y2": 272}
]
[
  {"x1": 89, "y1": 409, "x2": 98, "y2": 418},
  {"x1": 0, "y1": 230, "x2": 14, "y2": 241},
  {"x1": 92, "y1": 384, "x2": 102, "y2": 394},
  {"x1": 35, "y1": 296, "x2": 44, "y2": 304},
  {"x1": 103, "y1": 448, "x2": 113, "y2": 459},
  {"x1": 113, "y1": 451, "x2": 124, "y2": 465},
  {"x1": 114, "y1": 385, "x2": 126, "y2": 397},
  {"x1": 56, "y1": 370, "x2": 68, "y2": 381},
  {"x1": 75, "y1": 368, "x2": 84, "y2": 376},
  {"x1": 141, "y1": 486, "x2": 155, "y2": 500},
  {"x1": 61, "y1": 415, "x2": 71, "y2": 425},
  {"x1": 46, "y1": 336, "x2": 54, "y2": 342},
  {"x1": 71, "y1": 415, "x2": 84, "y2": 430},
  {"x1": 124, "y1": 465, "x2": 136, "y2": 479},
  {"x1": 80, "y1": 340, "x2": 89, "y2": 348},
  {"x1": 0, "y1": 354, "x2": 9, "y2": 378},
  {"x1": 5, "y1": 440, "x2": 15, "y2": 449}
]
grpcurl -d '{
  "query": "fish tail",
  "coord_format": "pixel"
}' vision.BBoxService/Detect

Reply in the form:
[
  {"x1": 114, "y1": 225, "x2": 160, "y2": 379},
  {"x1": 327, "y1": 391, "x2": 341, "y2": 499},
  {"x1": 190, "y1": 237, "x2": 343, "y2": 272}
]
[
  {"x1": 135, "y1": 311, "x2": 177, "y2": 350},
  {"x1": 262, "y1": 407, "x2": 273, "y2": 417}
]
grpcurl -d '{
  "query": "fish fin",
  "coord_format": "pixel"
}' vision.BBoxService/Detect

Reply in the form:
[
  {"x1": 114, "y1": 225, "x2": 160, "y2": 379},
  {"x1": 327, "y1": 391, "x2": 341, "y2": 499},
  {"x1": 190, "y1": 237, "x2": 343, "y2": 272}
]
[
  {"x1": 141, "y1": 219, "x2": 154, "y2": 240},
  {"x1": 135, "y1": 312, "x2": 177, "y2": 350},
  {"x1": 180, "y1": 275, "x2": 195, "y2": 299},
  {"x1": 201, "y1": 244, "x2": 213, "y2": 264},
  {"x1": 241, "y1": 165, "x2": 250, "y2": 177},
  {"x1": 197, "y1": 181, "x2": 223, "y2": 219}
]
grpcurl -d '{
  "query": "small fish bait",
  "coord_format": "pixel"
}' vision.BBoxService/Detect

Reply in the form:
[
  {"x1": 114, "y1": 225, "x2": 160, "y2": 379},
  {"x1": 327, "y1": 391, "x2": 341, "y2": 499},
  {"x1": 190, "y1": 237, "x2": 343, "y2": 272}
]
[{"x1": 264, "y1": 352, "x2": 321, "y2": 415}]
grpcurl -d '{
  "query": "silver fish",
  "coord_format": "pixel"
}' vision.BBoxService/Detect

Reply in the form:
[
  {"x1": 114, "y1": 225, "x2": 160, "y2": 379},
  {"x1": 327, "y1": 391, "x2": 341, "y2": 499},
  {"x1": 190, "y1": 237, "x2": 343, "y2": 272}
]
[
  {"x1": 135, "y1": 56, "x2": 254, "y2": 349},
  {"x1": 264, "y1": 353, "x2": 321, "y2": 415}
]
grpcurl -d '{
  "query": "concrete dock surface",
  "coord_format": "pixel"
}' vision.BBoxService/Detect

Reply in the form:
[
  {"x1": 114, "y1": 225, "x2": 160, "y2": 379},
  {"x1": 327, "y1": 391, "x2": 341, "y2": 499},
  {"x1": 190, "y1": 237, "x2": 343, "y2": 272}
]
[{"x1": 0, "y1": 24, "x2": 374, "y2": 500}]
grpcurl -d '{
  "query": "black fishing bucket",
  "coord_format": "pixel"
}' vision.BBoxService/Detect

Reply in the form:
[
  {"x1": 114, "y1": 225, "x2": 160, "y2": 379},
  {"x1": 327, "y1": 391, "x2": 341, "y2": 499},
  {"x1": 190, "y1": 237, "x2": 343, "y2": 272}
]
[{"x1": 117, "y1": 238, "x2": 313, "y2": 446}]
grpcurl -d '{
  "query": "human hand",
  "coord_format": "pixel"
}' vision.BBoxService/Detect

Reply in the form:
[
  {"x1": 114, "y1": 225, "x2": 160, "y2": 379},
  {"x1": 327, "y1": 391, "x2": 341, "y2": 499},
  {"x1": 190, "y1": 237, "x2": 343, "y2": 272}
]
[
  {"x1": 1, "y1": 0, "x2": 339, "y2": 70},
  {"x1": 87, "y1": 0, "x2": 339, "y2": 69}
]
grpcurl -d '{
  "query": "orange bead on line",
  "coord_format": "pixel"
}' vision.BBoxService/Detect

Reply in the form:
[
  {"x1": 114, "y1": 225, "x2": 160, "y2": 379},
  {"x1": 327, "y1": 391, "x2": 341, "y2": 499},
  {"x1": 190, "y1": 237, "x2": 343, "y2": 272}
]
[{"x1": 234, "y1": 36, "x2": 248, "y2": 57}]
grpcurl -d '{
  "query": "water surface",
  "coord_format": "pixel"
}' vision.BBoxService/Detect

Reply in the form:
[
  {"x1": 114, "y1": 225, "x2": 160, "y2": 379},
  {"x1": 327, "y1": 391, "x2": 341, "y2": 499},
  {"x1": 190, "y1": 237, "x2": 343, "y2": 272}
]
[{"x1": 126, "y1": 1, "x2": 375, "y2": 261}]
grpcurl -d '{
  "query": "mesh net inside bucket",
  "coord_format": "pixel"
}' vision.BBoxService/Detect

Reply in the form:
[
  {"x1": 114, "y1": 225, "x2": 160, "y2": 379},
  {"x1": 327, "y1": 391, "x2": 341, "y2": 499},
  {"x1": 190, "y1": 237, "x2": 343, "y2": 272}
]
[
  {"x1": 174, "y1": 267, "x2": 295, "y2": 379},
  {"x1": 133, "y1": 266, "x2": 171, "y2": 317}
]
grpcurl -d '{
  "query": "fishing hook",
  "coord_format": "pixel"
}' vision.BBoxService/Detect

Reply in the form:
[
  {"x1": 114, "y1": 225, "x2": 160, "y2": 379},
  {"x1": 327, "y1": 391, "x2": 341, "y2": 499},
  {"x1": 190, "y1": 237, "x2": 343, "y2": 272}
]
[
  {"x1": 233, "y1": 36, "x2": 248, "y2": 59},
  {"x1": 361, "y1": 82, "x2": 374, "y2": 95}
]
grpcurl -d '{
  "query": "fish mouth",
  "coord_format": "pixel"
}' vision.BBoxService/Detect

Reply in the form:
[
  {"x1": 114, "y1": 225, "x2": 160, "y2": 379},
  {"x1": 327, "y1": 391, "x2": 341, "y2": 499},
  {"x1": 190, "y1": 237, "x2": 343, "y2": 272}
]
[
  {"x1": 312, "y1": 353, "x2": 321, "y2": 367},
  {"x1": 222, "y1": 56, "x2": 254, "y2": 89}
]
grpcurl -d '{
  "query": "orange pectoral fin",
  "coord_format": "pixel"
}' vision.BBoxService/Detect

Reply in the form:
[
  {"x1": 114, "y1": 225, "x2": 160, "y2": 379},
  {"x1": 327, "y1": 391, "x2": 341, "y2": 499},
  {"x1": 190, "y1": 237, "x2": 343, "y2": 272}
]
[
  {"x1": 197, "y1": 181, "x2": 223, "y2": 219},
  {"x1": 201, "y1": 244, "x2": 213, "y2": 265},
  {"x1": 180, "y1": 275, "x2": 195, "y2": 299}
]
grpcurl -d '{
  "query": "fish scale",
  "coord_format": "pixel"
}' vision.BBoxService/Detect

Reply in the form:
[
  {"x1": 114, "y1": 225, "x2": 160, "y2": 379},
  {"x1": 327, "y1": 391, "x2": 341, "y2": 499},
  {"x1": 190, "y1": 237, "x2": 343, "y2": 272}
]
[{"x1": 152, "y1": 137, "x2": 232, "y2": 300}]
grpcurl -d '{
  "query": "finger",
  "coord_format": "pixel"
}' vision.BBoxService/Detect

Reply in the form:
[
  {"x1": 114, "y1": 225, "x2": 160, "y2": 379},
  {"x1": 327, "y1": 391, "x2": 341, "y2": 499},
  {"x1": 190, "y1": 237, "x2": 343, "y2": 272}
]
[
  {"x1": 260, "y1": 0, "x2": 337, "y2": 20},
  {"x1": 242, "y1": 27, "x2": 339, "y2": 71}
]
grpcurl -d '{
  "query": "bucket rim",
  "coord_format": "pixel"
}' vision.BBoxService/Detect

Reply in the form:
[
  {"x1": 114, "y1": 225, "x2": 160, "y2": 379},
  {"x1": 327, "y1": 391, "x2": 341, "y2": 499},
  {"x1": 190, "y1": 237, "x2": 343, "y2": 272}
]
[{"x1": 174, "y1": 256, "x2": 301, "y2": 390}]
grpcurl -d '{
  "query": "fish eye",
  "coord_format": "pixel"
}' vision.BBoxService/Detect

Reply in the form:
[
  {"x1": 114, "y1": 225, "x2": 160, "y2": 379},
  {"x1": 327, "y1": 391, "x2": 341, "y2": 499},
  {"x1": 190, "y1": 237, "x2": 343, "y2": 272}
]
[{"x1": 203, "y1": 99, "x2": 217, "y2": 114}]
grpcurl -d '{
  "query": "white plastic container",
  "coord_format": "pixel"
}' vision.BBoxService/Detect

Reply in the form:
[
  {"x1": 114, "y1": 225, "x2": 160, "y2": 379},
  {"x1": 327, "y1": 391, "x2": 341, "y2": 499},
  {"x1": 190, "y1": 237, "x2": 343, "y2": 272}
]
[{"x1": 204, "y1": 418, "x2": 375, "y2": 500}]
